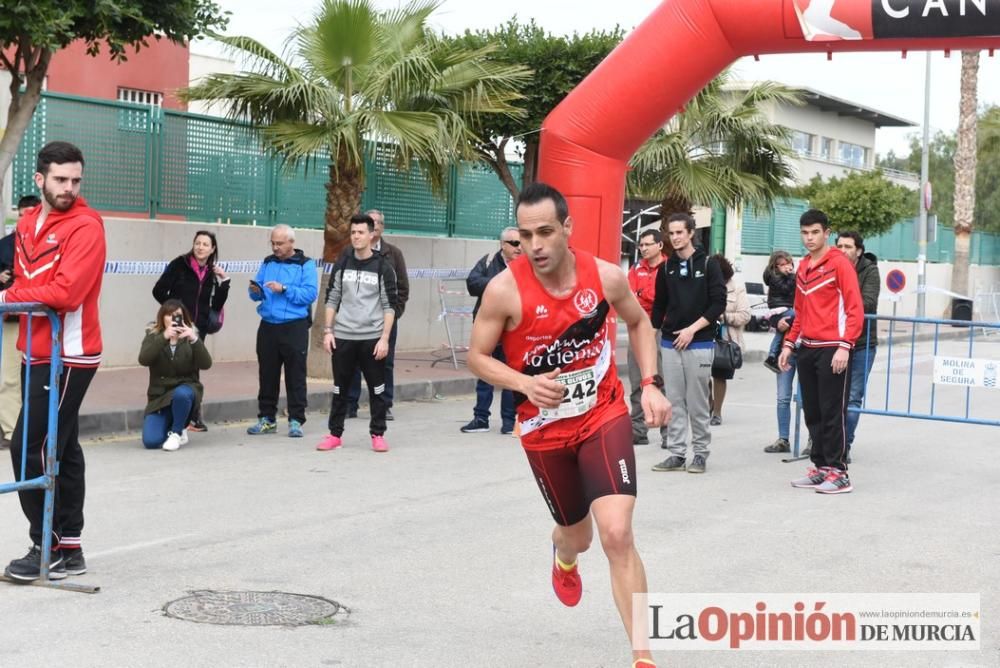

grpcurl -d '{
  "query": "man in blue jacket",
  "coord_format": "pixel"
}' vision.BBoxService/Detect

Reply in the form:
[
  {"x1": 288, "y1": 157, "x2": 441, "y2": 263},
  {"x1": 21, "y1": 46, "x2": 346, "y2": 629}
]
[{"x1": 247, "y1": 224, "x2": 318, "y2": 437}]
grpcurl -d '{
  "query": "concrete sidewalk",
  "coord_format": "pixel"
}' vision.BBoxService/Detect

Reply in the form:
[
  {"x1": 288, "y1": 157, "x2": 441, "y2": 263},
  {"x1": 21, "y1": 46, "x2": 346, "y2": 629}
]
[
  {"x1": 78, "y1": 349, "x2": 479, "y2": 436},
  {"x1": 78, "y1": 331, "x2": 780, "y2": 437}
]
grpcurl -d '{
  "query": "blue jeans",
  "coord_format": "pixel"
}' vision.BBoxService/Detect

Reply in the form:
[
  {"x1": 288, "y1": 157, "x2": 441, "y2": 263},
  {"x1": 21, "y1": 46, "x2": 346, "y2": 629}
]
[
  {"x1": 142, "y1": 384, "x2": 196, "y2": 449},
  {"x1": 768, "y1": 309, "x2": 794, "y2": 358},
  {"x1": 473, "y1": 346, "x2": 515, "y2": 427},
  {"x1": 846, "y1": 346, "x2": 877, "y2": 448},
  {"x1": 349, "y1": 322, "x2": 397, "y2": 410},
  {"x1": 776, "y1": 354, "x2": 797, "y2": 441}
]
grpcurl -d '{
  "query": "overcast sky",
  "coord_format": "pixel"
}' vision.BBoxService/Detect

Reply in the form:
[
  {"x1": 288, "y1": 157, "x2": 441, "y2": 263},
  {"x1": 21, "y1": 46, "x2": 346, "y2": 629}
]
[{"x1": 202, "y1": 0, "x2": 1000, "y2": 159}]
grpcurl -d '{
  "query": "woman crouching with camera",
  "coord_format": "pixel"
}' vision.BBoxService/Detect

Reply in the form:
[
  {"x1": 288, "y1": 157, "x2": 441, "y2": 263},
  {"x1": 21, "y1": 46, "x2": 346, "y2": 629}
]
[{"x1": 138, "y1": 300, "x2": 213, "y2": 451}]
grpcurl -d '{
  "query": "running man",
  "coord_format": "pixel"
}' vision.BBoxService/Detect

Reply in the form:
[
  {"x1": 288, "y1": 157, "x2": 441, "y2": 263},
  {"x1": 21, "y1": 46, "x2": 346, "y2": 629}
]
[{"x1": 468, "y1": 182, "x2": 670, "y2": 668}]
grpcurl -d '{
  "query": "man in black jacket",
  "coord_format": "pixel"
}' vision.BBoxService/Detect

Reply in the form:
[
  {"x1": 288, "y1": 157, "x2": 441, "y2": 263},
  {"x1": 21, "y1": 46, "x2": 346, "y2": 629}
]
[
  {"x1": 460, "y1": 227, "x2": 522, "y2": 434},
  {"x1": 346, "y1": 209, "x2": 408, "y2": 420},
  {"x1": 836, "y1": 231, "x2": 880, "y2": 461},
  {"x1": 0, "y1": 195, "x2": 40, "y2": 450},
  {"x1": 650, "y1": 213, "x2": 727, "y2": 474}
]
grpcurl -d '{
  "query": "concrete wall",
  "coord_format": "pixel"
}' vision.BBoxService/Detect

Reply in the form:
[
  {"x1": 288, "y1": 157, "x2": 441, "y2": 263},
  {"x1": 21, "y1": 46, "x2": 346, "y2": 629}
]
[{"x1": 100, "y1": 218, "x2": 498, "y2": 367}]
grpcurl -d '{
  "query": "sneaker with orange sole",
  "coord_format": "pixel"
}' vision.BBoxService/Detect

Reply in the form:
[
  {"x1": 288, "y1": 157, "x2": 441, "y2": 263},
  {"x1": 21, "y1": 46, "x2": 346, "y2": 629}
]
[
  {"x1": 371, "y1": 434, "x2": 389, "y2": 453},
  {"x1": 551, "y1": 546, "x2": 582, "y2": 607},
  {"x1": 632, "y1": 659, "x2": 656, "y2": 668},
  {"x1": 316, "y1": 435, "x2": 342, "y2": 451}
]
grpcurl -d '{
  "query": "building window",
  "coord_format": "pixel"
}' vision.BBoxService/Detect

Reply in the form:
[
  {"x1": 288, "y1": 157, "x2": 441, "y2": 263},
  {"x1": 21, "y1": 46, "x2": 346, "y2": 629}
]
[
  {"x1": 839, "y1": 142, "x2": 867, "y2": 168},
  {"x1": 791, "y1": 131, "x2": 815, "y2": 156},
  {"x1": 117, "y1": 87, "x2": 163, "y2": 107},
  {"x1": 116, "y1": 88, "x2": 161, "y2": 133},
  {"x1": 820, "y1": 137, "x2": 834, "y2": 160}
]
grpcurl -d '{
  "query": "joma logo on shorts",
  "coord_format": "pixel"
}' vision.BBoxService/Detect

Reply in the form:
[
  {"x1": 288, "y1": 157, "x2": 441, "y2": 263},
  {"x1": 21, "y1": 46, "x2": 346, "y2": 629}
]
[{"x1": 618, "y1": 458, "x2": 631, "y2": 485}]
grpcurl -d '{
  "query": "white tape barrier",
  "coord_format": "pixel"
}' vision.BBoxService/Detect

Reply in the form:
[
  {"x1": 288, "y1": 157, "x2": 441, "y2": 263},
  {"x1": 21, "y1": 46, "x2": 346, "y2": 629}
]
[{"x1": 102, "y1": 260, "x2": 470, "y2": 280}]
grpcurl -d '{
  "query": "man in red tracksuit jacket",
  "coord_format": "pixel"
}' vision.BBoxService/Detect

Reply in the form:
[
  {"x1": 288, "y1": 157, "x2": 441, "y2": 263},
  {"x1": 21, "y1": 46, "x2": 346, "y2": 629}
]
[
  {"x1": 779, "y1": 208, "x2": 862, "y2": 495},
  {"x1": 626, "y1": 228, "x2": 667, "y2": 446},
  {"x1": 0, "y1": 141, "x2": 106, "y2": 582}
]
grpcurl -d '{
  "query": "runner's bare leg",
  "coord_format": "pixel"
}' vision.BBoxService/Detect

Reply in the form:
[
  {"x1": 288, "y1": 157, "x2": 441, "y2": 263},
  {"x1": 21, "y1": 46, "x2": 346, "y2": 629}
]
[
  {"x1": 591, "y1": 494, "x2": 654, "y2": 664},
  {"x1": 553, "y1": 514, "x2": 593, "y2": 566}
]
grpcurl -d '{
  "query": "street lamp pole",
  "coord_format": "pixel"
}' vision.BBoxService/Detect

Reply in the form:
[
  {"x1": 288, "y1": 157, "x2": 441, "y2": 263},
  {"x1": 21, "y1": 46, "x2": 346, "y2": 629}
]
[{"x1": 917, "y1": 51, "x2": 932, "y2": 318}]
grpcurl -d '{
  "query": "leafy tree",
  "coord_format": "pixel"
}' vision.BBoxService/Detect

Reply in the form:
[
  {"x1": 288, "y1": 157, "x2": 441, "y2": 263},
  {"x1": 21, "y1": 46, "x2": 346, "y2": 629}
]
[
  {"x1": 182, "y1": 0, "x2": 527, "y2": 377},
  {"x1": 627, "y1": 70, "x2": 798, "y2": 218},
  {"x1": 446, "y1": 19, "x2": 624, "y2": 199},
  {"x1": 0, "y1": 0, "x2": 228, "y2": 212},
  {"x1": 793, "y1": 171, "x2": 916, "y2": 239}
]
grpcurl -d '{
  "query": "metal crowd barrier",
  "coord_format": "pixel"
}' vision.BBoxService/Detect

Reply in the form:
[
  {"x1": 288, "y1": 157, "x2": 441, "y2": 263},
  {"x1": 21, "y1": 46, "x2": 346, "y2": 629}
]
[
  {"x1": 0, "y1": 303, "x2": 95, "y2": 593},
  {"x1": 789, "y1": 314, "x2": 1000, "y2": 460},
  {"x1": 434, "y1": 279, "x2": 476, "y2": 370}
]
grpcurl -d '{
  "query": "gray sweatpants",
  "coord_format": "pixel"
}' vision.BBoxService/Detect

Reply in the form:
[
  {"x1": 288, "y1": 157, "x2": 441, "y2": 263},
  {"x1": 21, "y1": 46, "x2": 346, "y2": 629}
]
[
  {"x1": 662, "y1": 345, "x2": 714, "y2": 459},
  {"x1": 626, "y1": 331, "x2": 668, "y2": 444}
]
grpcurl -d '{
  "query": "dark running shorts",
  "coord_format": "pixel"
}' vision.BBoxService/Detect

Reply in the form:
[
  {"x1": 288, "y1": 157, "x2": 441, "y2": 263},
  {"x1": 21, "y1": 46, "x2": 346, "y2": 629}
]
[{"x1": 523, "y1": 413, "x2": 637, "y2": 527}]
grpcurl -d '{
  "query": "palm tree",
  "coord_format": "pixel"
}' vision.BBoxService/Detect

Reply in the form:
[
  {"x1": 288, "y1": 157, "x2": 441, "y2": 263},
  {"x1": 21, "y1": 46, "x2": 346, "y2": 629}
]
[
  {"x1": 951, "y1": 50, "x2": 979, "y2": 307},
  {"x1": 181, "y1": 0, "x2": 528, "y2": 376},
  {"x1": 627, "y1": 70, "x2": 799, "y2": 219}
]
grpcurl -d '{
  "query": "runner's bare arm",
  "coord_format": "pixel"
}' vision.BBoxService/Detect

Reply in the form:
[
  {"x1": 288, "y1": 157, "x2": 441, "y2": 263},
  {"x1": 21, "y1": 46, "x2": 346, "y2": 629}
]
[
  {"x1": 599, "y1": 260, "x2": 671, "y2": 426},
  {"x1": 468, "y1": 273, "x2": 564, "y2": 408}
]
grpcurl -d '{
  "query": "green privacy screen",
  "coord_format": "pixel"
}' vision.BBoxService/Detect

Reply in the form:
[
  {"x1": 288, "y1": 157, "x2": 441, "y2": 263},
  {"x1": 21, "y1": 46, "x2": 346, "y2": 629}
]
[{"x1": 13, "y1": 92, "x2": 519, "y2": 239}]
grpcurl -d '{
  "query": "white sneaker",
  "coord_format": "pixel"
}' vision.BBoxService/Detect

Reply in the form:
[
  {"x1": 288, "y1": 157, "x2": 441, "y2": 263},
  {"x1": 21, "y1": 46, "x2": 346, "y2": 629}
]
[
  {"x1": 178, "y1": 429, "x2": 189, "y2": 446},
  {"x1": 162, "y1": 432, "x2": 182, "y2": 451}
]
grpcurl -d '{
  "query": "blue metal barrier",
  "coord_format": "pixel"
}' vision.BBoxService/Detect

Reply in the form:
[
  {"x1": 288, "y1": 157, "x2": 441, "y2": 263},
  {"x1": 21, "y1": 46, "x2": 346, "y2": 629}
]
[
  {"x1": 789, "y1": 314, "x2": 1000, "y2": 460},
  {"x1": 0, "y1": 302, "x2": 79, "y2": 590}
]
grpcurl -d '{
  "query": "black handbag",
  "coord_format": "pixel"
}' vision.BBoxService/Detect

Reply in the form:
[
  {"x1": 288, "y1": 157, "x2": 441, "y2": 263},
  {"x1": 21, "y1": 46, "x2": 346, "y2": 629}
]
[
  {"x1": 712, "y1": 324, "x2": 743, "y2": 375},
  {"x1": 202, "y1": 280, "x2": 224, "y2": 335}
]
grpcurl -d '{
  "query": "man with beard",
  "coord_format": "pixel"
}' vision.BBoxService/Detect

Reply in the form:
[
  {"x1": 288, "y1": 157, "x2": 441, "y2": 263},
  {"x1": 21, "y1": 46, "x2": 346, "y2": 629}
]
[
  {"x1": 468, "y1": 182, "x2": 670, "y2": 668},
  {"x1": 0, "y1": 142, "x2": 106, "y2": 581}
]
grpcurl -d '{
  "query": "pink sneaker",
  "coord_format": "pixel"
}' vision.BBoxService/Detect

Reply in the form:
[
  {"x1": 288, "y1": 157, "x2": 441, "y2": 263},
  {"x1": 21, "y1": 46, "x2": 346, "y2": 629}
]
[
  {"x1": 316, "y1": 435, "x2": 342, "y2": 451},
  {"x1": 371, "y1": 435, "x2": 389, "y2": 452}
]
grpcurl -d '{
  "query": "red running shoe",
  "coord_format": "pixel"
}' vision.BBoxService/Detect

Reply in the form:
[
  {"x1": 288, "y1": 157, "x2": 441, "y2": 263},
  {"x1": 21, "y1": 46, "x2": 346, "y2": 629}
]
[{"x1": 551, "y1": 546, "x2": 582, "y2": 607}]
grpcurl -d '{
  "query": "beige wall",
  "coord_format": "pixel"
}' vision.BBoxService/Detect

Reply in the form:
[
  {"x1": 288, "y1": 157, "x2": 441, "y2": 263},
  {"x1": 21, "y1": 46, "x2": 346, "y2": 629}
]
[{"x1": 100, "y1": 218, "x2": 498, "y2": 367}]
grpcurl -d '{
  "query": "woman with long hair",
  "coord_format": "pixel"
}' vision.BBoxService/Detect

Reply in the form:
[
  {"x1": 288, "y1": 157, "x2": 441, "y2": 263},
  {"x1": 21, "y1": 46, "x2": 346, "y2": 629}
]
[
  {"x1": 138, "y1": 300, "x2": 213, "y2": 451},
  {"x1": 152, "y1": 230, "x2": 229, "y2": 431},
  {"x1": 710, "y1": 254, "x2": 750, "y2": 425},
  {"x1": 762, "y1": 249, "x2": 796, "y2": 371}
]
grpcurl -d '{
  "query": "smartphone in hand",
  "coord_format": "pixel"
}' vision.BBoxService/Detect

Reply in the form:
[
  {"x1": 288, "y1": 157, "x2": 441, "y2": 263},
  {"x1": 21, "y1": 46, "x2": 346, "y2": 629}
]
[{"x1": 249, "y1": 279, "x2": 262, "y2": 293}]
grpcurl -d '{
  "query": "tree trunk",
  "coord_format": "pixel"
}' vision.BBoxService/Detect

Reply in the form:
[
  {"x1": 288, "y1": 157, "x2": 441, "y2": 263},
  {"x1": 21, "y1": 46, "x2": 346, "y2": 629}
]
[
  {"x1": 522, "y1": 138, "x2": 539, "y2": 190},
  {"x1": 476, "y1": 139, "x2": 519, "y2": 201},
  {"x1": 950, "y1": 50, "x2": 979, "y2": 301},
  {"x1": 307, "y1": 150, "x2": 364, "y2": 379},
  {"x1": 659, "y1": 193, "x2": 693, "y2": 230},
  {"x1": 0, "y1": 49, "x2": 52, "y2": 214}
]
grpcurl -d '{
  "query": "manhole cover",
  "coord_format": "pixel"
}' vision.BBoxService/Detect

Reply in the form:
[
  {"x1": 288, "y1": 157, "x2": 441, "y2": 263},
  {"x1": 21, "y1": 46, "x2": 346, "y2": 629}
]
[{"x1": 163, "y1": 590, "x2": 346, "y2": 626}]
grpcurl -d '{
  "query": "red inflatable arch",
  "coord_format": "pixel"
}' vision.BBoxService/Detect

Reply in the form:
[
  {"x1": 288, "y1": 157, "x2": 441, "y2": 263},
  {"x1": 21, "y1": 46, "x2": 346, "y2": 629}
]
[{"x1": 538, "y1": 0, "x2": 1000, "y2": 261}]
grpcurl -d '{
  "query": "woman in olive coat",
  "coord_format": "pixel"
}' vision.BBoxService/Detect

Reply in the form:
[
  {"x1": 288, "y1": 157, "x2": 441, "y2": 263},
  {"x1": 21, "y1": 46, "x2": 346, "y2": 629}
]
[{"x1": 139, "y1": 300, "x2": 213, "y2": 451}]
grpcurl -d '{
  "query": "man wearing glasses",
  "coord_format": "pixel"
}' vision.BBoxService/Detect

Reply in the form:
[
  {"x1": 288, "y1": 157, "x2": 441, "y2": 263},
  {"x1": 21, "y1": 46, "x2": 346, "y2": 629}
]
[
  {"x1": 627, "y1": 229, "x2": 668, "y2": 446},
  {"x1": 461, "y1": 227, "x2": 522, "y2": 434}
]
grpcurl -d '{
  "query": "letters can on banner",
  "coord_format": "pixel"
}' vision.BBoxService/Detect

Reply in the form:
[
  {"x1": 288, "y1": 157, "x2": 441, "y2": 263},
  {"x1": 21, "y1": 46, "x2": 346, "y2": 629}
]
[
  {"x1": 932, "y1": 356, "x2": 1000, "y2": 388},
  {"x1": 793, "y1": 1, "x2": 1000, "y2": 42}
]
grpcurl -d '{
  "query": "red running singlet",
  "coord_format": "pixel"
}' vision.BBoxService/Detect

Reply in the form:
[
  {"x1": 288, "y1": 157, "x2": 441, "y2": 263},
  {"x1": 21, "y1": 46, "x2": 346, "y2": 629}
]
[{"x1": 501, "y1": 249, "x2": 627, "y2": 452}]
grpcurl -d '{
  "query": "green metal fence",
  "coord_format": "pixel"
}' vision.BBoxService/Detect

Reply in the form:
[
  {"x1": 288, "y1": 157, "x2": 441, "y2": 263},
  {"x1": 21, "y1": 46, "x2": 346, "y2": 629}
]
[
  {"x1": 13, "y1": 92, "x2": 520, "y2": 238},
  {"x1": 741, "y1": 197, "x2": 1000, "y2": 265}
]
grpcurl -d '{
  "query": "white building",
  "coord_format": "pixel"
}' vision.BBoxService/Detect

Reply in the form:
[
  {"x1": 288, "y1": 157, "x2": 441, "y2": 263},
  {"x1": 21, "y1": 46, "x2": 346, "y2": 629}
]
[{"x1": 729, "y1": 83, "x2": 919, "y2": 189}]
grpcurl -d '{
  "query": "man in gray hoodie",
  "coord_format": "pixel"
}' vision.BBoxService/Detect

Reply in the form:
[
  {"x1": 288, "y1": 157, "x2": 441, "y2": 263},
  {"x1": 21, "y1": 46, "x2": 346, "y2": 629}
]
[{"x1": 317, "y1": 214, "x2": 398, "y2": 453}]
